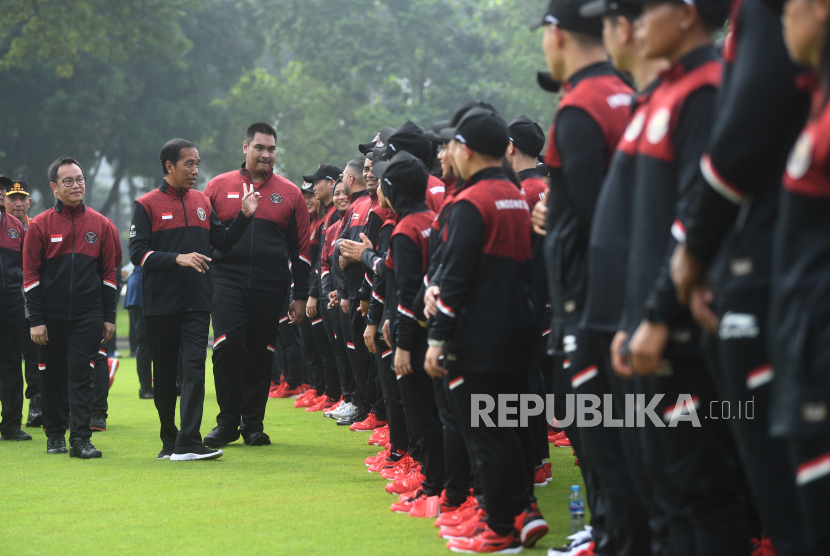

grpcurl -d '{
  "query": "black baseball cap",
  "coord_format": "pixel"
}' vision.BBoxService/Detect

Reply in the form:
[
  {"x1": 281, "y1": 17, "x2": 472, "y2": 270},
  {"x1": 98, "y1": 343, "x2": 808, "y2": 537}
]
[
  {"x1": 302, "y1": 163, "x2": 343, "y2": 184},
  {"x1": 0, "y1": 176, "x2": 11, "y2": 190},
  {"x1": 381, "y1": 121, "x2": 432, "y2": 164},
  {"x1": 373, "y1": 151, "x2": 429, "y2": 206},
  {"x1": 508, "y1": 116, "x2": 546, "y2": 159},
  {"x1": 623, "y1": 0, "x2": 730, "y2": 26},
  {"x1": 537, "y1": 72, "x2": 562, "y2": 93},
  {"x1": 300, "y1": 181, "x2": 315, "y2": 194},
  {"x1": 359, "y1": 128, "x2": 395, "y2": 155},
  {"x1": 6, "y1": 180, "x2": 30, "y2": 196},
  {"x1": 530, "y1": 0, "x2": 603, "y2": 37},
  {"x1": 441, "y1": 108, "x2": 510, "y2": 158},
  {"x1": 580, "y1": 0, "x2": 643, "y2": 17},
  {"x1": 429, "y1": 98, "x2": 498, "y2": 144},
  {"x1": 537, "y1": 162, "x2": 553, "y2": 177}
]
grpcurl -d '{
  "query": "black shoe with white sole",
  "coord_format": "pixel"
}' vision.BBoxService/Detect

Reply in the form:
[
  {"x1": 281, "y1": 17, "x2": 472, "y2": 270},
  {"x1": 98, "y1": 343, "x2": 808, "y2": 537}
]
[
  {"x1": 158, "y1": 446, "x2": 174, "y2": 459},
  {"x1": 170, "y1": 445, "x2": 223, "y2": 461}
]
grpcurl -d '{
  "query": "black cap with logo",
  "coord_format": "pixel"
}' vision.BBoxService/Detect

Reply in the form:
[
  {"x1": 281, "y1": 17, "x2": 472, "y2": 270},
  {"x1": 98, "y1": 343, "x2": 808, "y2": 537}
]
[
  {"x1": 579, "y1": 0, "x2": 643, "y2": 18},
  {"x1": 441, "y1": 107, "x2": 510, "y2": 159},
  {"x1": 302, "y1": 163, "x2": 343, "y2": 185},
  {"x1": 529, "y1": 0, "x2": 603, "y2": 37},
  {"x1": 359, "y1": 128, "x2": 396, "y2": 155},
  {"x1": 379, "y1": 121, "x2": 432, "y2": 164},
  {"x1": 622, "y1": 0, "x2": 730, "y2": 26},
  {"x1": 508, "y1": 116, "x2": 546, "y2": 159},
  {"x1": 6, "y1": 180, "x2": 30, "y2": 196},
  {"x1": 373, "y1": 151, "x2": 429, "y2": 209}
]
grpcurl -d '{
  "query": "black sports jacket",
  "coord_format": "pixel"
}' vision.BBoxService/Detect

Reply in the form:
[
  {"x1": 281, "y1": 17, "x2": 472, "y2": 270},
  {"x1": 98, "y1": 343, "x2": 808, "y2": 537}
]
[{"x1": 0, "y1": 207, "x2": 24, "y2": 311}]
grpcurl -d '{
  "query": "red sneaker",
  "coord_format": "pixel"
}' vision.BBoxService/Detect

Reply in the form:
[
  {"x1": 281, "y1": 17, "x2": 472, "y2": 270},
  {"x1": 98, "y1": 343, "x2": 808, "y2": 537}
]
[
  {"x1": 533, "y1": 466, "x2": 548, "y2": 487},
  {"x1": 369, "y1": 452, "x2": 407, "y2": 474},
  {"x1": 435, "y1": 496, "x2": 478, "y2": 528},
  {"x1": 390, "y1": 490, "x2": 426, "y2": 514},
  {"x1": 278, "y1": 385, "x2": 303, "y2": 398},
  {"x1": 549, "y1": 431, "x2": 566, "y2": 443},
  {"x1": 369, "y1": 425, "x2": 389, "y2": 445},
  {"x1": 438, "y1": 490, "x2": 463, "y2": 515},
  {"x1": 366, "y1": 447, "x2": 391, "y2": 467},
  {"x1": 293, "y1": 390, "x2": 318, "y2": 408},
  {"x1": 107, "y1": 358, "x2": 119, "y2": 388},
  {"x1": 409, "y1": 495, "x2": 440, "y2": 518},
  {"x1": 380, "y1": 454, "x2": 412, "y2": 479},
  {"x1": 385, "y1": 473, "x2": 424, "y2": 495},
  {"x1": 751, "y1": 536, "x2": 779, "y2": 556},
  {"x1": 268, "y1": 380, "x2": 286, "y2": 399},
  {"x1": 307, "y1": 396, "x2": 337, "y2": 412},
  {"x1": 514, "y1": 502, "x2": 548, "y2": 548},
  {"x1": 446, "y1": 524, "x2": 522, "y2": 554},
  {"x1": 439, "y1": 508, "x2": 487, "y2": 540},
  {"x1": 554, "y1": 437, "x2": 571, "y2": 447},
  {"x1": 350, "y1": 413, "x2": 387, "y2": 431},
  {"x1": 543, "y1": 462, "x2": 552, "y2": 483}
]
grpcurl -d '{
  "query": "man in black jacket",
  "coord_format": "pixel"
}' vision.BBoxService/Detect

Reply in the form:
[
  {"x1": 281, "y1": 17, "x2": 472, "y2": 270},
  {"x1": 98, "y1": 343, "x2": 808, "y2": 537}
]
[
  {"x1": 129, "y1": 139, "x2": 260, "y2": 461},
  {"x1": 201, "y1": 123, "x2": 310, "y2": 447}
]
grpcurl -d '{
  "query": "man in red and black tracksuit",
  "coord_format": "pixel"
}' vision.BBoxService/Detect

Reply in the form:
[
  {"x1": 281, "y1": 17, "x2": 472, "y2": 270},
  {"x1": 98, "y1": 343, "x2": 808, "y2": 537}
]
[
  {"x1": 24, "y1": 157, "x2": 118, "y2": 458},
  {"x1": 334, "y1": 157, "x2": 386, "y2": 428},
  {"x1": 532, "y1": 1, "x2": 636, "y2": 551},
  {"x1": 426, "y1": 108, "x2": 547, "y2": 553},
  {"x1": 0, "y1": 176, "x2": 31, "y2": 442},
  {"x1": 201, "y1": 124, "x2": 310, "y2": 447},
  {"x1": 130, "y1": 139, "x2": 259, "y2": 461},
  {"x1": 670, "y1": 1, "x2": 810, "y2": 553},
  {"x1": 617, "y1": 2, "x2": 751, "y2": 551}
]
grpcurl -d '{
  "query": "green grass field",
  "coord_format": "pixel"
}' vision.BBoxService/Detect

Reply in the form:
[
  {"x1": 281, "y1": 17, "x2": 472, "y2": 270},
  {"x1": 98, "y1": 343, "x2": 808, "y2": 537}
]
[{"x1": 0, "y1": 356, "x2": 585, "y2": 556}]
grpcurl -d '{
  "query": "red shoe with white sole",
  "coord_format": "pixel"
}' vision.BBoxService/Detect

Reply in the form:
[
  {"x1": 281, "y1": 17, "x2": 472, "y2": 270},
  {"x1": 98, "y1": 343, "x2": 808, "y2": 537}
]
[
  {"x1": 390, "y1": 490, "x2": 426, "y2": 513},
  {"x1": 514, "y1": 502, "x2": 548, "y2": 548},
  {"x1": 278, "y1": 385, "x2": 303, "y2": 398},
  {"x1": 307, "y1": 396, "x2": 337, "y2": 412},
  {"x1": 409, "y1": 495, "x2": 440, "y2": 518},
  {"x1": 439, "y1": 508, "x2": 487, "y2": 540},
  {"x1": 543, "y1": 462, "x2": 552, "y2": 483},
  {"x1": 435, "y1": 496, "x2": 478, "y2": 528},
  {"x1": 107, "y1": 358, "x2": 119, "y2": 388},
  {"x1": 446, "y1": 524, "x2": 523, "y2": 554},
  {"x1": 350, "y1": 412, "x2": 387, "y2": 431}
]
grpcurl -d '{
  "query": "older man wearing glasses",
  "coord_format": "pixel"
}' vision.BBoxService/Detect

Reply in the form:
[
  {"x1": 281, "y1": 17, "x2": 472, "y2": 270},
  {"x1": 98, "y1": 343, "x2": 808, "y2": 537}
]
[{"x1": 22, "y1": 156, "x2": 119, "y2": 458}]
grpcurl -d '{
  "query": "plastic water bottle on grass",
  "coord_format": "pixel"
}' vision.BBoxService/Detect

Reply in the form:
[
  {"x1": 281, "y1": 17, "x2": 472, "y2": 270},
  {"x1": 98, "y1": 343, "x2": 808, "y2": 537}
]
[{"x1": 569, "y1": 485, "x2": 585, "y2": 533}]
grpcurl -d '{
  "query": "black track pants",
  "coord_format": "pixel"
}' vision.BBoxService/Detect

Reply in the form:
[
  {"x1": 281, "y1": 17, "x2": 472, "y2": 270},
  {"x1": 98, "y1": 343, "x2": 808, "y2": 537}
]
[
  {"x1": 21, "y1": 317, "x2": 40, "y2": 400},
  {"x1": 40, "y1": 316, "x2": 100, "y2": 440},
  {"x1": 328, "y1": 306, "x2": 356, "y2": 404},
  {"x1": 433, "y1": 372, "x2": 472, "y2": 506},
  {"x1": 211, "y1": 285, "x2": 285, "y2": 433},
  {"x1": 299, "y1": 315, "x2": 325, "y2": 394},
  {"x1": 146, "y1": 311, "x2": 210, "y2": 449},
  {"x1": 0, "y1": 307, "x2": 25, "y2": 432},
  {"x1": 129, "y1": 306, "x2": 152, "y2": 389},
  {"x1": 376, "y1": 336, "x2": 409, "y2": 454}
]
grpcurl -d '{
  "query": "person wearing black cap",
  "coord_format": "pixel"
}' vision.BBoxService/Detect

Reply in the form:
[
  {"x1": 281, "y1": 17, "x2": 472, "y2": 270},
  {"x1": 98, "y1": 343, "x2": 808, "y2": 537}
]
[
  {"x1": 425, "y1": 108, "x2": 548, "y2": 553},
  {"x1": 609, "y1": 0, "x2": 753, "y2": 553},
  {"x1": 26, "y1": 157, "x2": 119, "y2": 458},
  {"x1": 130, "y1": 139, "x2": 260, "y2": 460},
  {"x1": 200, "y1": 123, "x2": 310, "y2": 448},
  {"x1": 766, "y1": 4, "x2": 830, "y2": 553},
  {"x1": 3, "y1": 179, "x2": 43, "y2": 427},
  {"x1": 0, "y1": 175, "x2": 31, "y2": 442},
  {"x1": 531, "y1": 2, "x2": 634, "y2": 553},
  {"x1": 662, "y1": 0, "x2": 812, "y2": 554}
]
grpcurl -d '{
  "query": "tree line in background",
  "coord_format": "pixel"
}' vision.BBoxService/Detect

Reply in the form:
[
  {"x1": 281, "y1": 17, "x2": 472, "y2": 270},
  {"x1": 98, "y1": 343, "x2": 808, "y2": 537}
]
[{"x1": 0, "y1": 0, "x2": 553, "y2": 238}]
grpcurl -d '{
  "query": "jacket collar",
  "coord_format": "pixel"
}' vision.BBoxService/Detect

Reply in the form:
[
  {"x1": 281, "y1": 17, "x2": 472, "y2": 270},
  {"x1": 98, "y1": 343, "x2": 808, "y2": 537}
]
[
  {"x1": 54, "y1": 199, "x2": 86, "y2": 216},
  {"x1": 659, "y1": 46, "x2": 719, "y2": 83},
  {"x1": 465, "y1": 166, "x2": 507, "y2": 189},
  {"x1": 160, "y1": 179, "x2": 189, "y2": 197},
  {"x1": 517, "y1": 168, "x2": 541, "y2": 182},
  {"x1": 563, "y1": 61, "x2": 616, "y2": 92},
  {"x1": 350, "y1": 188, "x2": 370, "y2": 202},
  {"x1": 238, "y1": 162, "x2": 273, "y2": 188}
]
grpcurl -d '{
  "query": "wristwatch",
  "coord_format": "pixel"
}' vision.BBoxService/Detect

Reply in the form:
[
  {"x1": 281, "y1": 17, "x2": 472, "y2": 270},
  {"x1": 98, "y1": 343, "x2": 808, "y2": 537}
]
[{"x1": 427, "y1": 338, "x2": 445, "y2": 348}]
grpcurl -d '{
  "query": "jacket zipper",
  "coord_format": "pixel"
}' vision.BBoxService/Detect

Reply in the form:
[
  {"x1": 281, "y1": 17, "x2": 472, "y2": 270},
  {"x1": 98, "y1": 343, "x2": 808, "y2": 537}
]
[
  {"x1": 179, "y1": 189, "x2": 191, "y2": 310},
  {"x1": 69, "y1": 207, "x2": 75, "y2": 316}
]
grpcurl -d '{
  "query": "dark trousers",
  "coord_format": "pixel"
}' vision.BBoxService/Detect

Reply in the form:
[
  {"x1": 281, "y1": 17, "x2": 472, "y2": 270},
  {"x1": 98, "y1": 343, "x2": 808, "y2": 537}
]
[
  {"x1": 128, "y1": 306, "x2": 152, "y2": 389},
  {"x1": 329, "y1": 305, "x2": 356, "y2": 404},
  {"x1": 397, "y1": 337, "x2": 443, "y2": 496},
  {"x1": 376, "y1": 336, "x2": 409, "y2": 454},
  {"x1": 299, "y1": 315, "x2": 325, "y2": 394},
  {"x1": 22, "y1": 318, "x2": 40, "y2": 400},
  {"x1": 211, "y1": 286, "x2": 284, "y2": 433},
  {"x1": 276, "y1": 301, "x2": 303, "y2": 388},
  {"x1": 645, "y1": 352, "x2": 752, "y2": 556},
  {"x1": 448, "y1": 368, "x2": 533, "y2": 536},
  {"x1": 146, "y1": 311, "x2": 210, "y2": 449},
  {"x1": 563, "y1": 326, "x2": 652, "y2": 556},
  {"x1": 92, "y1": 348, "x2": 109, "y2": 418},
  {"x1": 310, "y1": 314, "x2": 340, "y2": 400},
  {"x1": 710, "y1": 290, "x2": 807, "y2": 556},
  {"x1": 0, "y1": 307, "x2": 25, "y2": 432},
  {"x1": 348, "y1": 303, "x2": 384, "y2": 417},
  {"x1": 788, "y1": 436, "x2": 830, "y2": 556},
  {"x1": 40, "y1": 316, "x2": 100, "y2": 440},
  {"x1": 338, "y1": 305, "x2": 365, "y2": 410},
  {"x1": 434, "y1": 371, "x2": 472, "y2": 506}
]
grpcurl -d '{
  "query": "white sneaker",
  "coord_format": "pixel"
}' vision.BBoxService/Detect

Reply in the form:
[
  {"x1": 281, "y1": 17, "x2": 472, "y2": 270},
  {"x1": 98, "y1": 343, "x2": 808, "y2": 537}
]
[
  {"x1": 337, "y1": 402, "x2": 359, "y2": 419},
  {"x1": 170, "y1": 447, "x2": 223, "y2": 461},
  {"x1": 330, "y1": 402, "x2": 353, "y2": 419}
]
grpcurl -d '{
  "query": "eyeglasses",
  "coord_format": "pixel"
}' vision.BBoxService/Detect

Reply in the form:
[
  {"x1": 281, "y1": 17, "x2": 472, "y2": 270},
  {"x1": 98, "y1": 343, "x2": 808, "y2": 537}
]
[{"x1": 60, "y1": 177, "x2": 86, "y2": 187}]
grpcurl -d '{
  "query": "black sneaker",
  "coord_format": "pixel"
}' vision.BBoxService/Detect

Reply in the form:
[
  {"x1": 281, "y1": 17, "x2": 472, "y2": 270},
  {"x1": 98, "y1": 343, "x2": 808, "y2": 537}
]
[
  {"x1": 1, "y1": 429, "x2": 32, "y2": 441},
  {"x1": 158, "y1": 446, "x2": 174, "y2": 459},
  {"x1": 243, "y1": 432, "x2": 271, "y2": 446},
  {"x1": 90, "y1": 413, "x2": 107, "y2": 432},
  {"x1": 337, "y1": 411, "x2": 367, "y2": 426},
  {"x1": 139, "y1": 388, "x2": 154, "y2": 399},
  {"x1": 170, "y1": 445, "x2": 223, "y2": 461},
  {"x1": 47, "y1": 437, "x2": 67, "y2": 454},
  {"x1": 26, "y1": 394, "x2": 43, "y2": 427},
  {"x1": 203, "y1": 425, "x2": 239, "y2": 447},
  {"x1": 69, "y1": 438, "x2": 102, "y2": 459}
]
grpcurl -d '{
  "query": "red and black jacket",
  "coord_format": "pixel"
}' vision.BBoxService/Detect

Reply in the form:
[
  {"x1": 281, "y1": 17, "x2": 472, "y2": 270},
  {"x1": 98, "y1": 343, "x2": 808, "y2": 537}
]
[
  {"x1": 320, "y1": 216, "x2": 345, "y2": 297},
  {"x1": 582, "y1": 81, "x2": 660, "y2": 334},
  {"x1": 23, "y1": 201, "x2": 118, "y2": 326},
  {"x1": 771, "y1": 89, "x2": 830, "y2": 437},
  {"x1": 544, "y1": 62, "x2": 633, "y2": 328},
  {"x1": 129, "y1": 180, "x2": 251, "y2": 316},
  {"x1": 428, "y1": 168, "x2": 535, "y2": 373},
  {"x1": 359, "y1": 203, "x2": 395, "y2": 303},
  {"x1": 426, "y1": 176, "x2": 459, "y2": 289},
  {"x1": 0, "y1": 207, "x2": 24, "y2": 311},
  {"x1": 335, "y1": 189, "x2": 375, "y2": 301},
  {"x1": 623, "y1": 47, "x2": 721, "y2": 357},
  {"x1": 204, "y1": 165, "x2": 311, "y2": 298},
  {"x1": 309, "y1": 203, "x2": 339, "y2": 300},
  {"x1": 361, "y1": 212, "x2": 397, "y2": 327},
  {"x1": 425, "y1": 175, "x2": 446, "y2": 213},
  {"x1": 682, "y1": 0, "x2": 810, "y2": 296},
  {"x1": 519, "y1": 168, "x2": 552, "y2": 352},
  {"x1": 384, "y1": 206, "x2": 434, "y2": 351}
]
